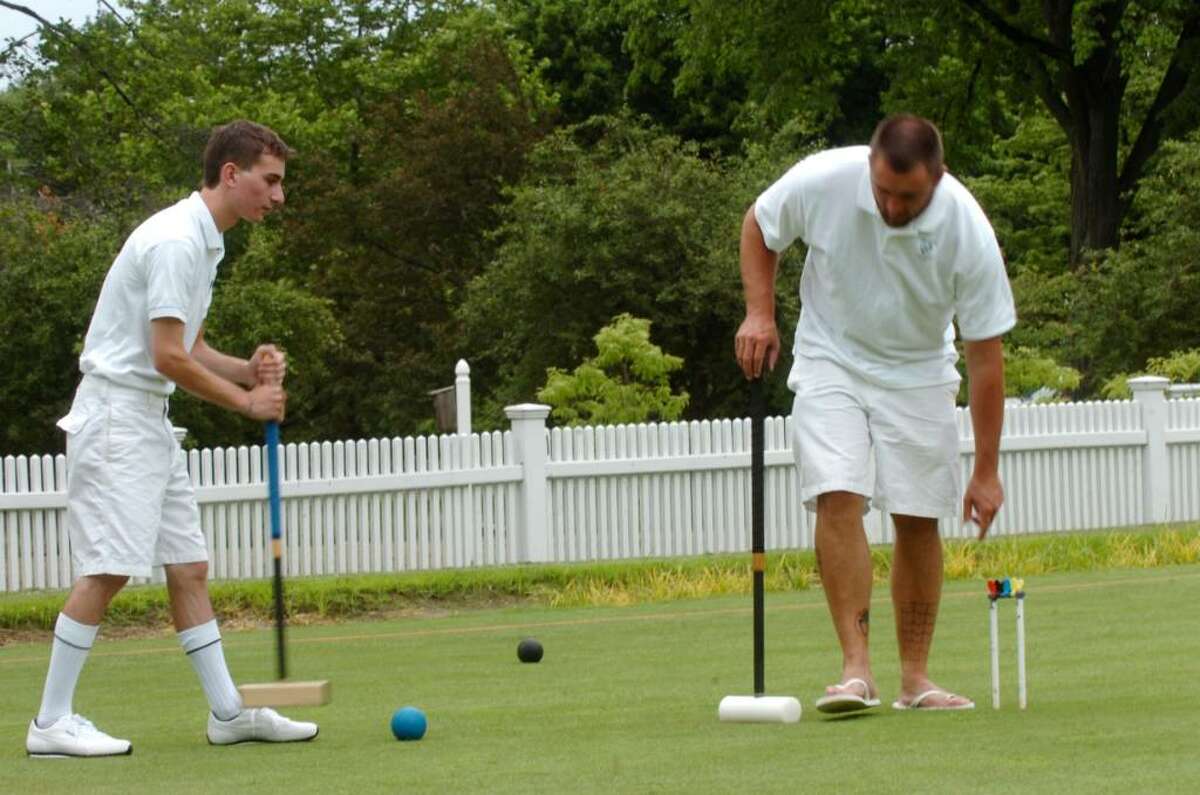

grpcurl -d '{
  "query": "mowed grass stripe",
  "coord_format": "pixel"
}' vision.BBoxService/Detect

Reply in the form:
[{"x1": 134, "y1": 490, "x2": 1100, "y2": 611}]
[
  {"x1": 2, "y1": 565, "x2": 1197, "y2": 667},
  {"x1": 2, "y1": 528, "x2": 1196, "y2": 633},
  {"x1": 2, "y1": 564, "x2": 1197, "y2": 667},
  {"x1": 0, "y1": 566, "x2": 1197, "y2": 794}
]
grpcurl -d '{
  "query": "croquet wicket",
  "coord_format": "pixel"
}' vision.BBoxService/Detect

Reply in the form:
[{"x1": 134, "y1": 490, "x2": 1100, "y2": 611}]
[{"x1": 987, "y1": 577, "x2": 1027, "y2": 710}]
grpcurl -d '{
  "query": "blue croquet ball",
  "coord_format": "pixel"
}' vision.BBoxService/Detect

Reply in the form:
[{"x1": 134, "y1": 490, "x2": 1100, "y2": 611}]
[
  {"x1": 517, "y1": 637, "x2": 544, "y2": 663},
  {"x1": 390, "y1": 706, "x2": 427, "y2": 741}
]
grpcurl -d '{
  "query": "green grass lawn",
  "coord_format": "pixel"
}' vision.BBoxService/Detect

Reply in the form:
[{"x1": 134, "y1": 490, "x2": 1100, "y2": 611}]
[{"x1": 2, "y1": 565, "x2": 1197, "y2": 794}]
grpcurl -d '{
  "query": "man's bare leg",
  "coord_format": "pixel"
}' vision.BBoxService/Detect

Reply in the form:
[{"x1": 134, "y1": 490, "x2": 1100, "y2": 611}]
[
  {"x1": 61, "y1": 574, "x2": 128, "y2": 624},
  {"x1": 164, "y1": 562, "x2": 319, "y2": 742},
  {"x1": 35, "y1": 574, "x2": 129, "y2": 727},
  {"x1": 891, "y1": 514, "x2": 972, "y2": 707},
  {"x1": 166, "y1": 561, "x2": 243, "y2": 721},
  {"x1": 815, "y1": 490, "x2": 876, "y2": 700},
  {"x1": 165, "y1": 561, "x2": 216, "y2": 631}
]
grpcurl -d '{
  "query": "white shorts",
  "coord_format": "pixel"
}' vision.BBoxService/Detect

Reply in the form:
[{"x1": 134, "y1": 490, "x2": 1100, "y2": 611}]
[
  {"x1": 57, "y1": 375, "x2": 208, "y2": 579},
  {"x1": 789, "y1": 356, "x2": 961, "y2": 518}
]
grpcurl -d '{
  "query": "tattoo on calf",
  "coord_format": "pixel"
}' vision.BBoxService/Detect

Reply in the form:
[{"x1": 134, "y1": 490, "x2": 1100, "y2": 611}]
[
  {"x1": 856, "y1": 608, "x2": 869, "y2": 638},
  {"x1": 898, "y1": 601, "x2": 937, "y2": 654}
]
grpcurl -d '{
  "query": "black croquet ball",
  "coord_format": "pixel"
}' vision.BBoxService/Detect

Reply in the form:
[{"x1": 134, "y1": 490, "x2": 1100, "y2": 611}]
[{"x1": 517, "y1": 638, "x2": 544, "y2": 663}]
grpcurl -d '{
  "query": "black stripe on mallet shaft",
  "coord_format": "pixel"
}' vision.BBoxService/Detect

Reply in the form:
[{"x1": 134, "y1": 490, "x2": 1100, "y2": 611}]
[
  {"x1": 751, "y1": 378, "x2": 766, "y2": 696},
  {"x1": 274, "y1": 558, "x2": 286, "y2": 679},
  {"x1": 266, "y1": 420, "x2": 287, "y2": 680}
]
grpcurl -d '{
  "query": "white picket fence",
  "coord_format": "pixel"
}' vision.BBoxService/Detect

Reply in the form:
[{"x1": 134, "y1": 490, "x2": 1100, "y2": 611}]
[{"x1": 1, "y1": 376, "x2": 1198, "y2": 592}]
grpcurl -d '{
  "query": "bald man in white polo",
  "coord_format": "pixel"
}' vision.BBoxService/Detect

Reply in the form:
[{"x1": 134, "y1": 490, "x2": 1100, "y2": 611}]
[{"x1": 736, "y1": 114, "x2": 1015, "y2": 713}]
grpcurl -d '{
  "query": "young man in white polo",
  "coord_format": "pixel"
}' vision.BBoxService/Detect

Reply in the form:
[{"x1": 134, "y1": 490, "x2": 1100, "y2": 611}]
[
  {"x1": 735, "y1": 114, "x2": 1015, "y2": 713},
  {"x1": 27, "y1": 120, "x2": 319, "y2": 757}
]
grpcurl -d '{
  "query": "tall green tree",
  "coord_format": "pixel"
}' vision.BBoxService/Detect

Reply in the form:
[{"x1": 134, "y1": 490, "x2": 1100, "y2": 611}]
[
  {"x1": 496, "y1": 0, "x2": 747, "y2": 152},
  {"x1": 460, "y1": 114, "x2": 803, "y2": 427},
  {"x1": 0, "y1": 197, "x2": 116, "y2": 453},
  {"x1": 273, "y1": 8, "x2": 554, "y2": 437},
  {"x1": 679, "y1": 0, "x2": 894, "y2": 149},
  {"x1": 951, "y1": 1, "x2": 1200, "y2": 260},
  {"x1": 1071, "y1": 131, "x2": 1200, "y2": 388},
  {"x1": 494, "y1": 0, "x2": 630, "y2": 125},
  {"x1": 1, "y1": 0, "x2": 487, "y2": 207},
  {"x1": 0, "y1": 1, "x2": 552, "y2": 443},
  {"x1": 683, "y1": 0, "x2": 1200, "y2": 262},
  {"x1": 963, "y1": 113, "x2": 1075, "y2": 359},
  {"x1": 0, "y1": 195, "x2": 345, "y2": 454}
]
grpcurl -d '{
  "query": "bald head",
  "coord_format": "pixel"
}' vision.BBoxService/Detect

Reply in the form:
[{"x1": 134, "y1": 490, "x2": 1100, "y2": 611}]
[
  {"x1": 867, "y1": 115, "x2": 945, "y2": 227},
  {"x1": 869, "y1": 114, "x2": 944, "y2": 179}
]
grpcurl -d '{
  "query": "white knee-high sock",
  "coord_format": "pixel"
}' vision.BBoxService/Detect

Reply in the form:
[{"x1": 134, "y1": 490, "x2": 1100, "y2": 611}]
[
  {"x1": 178, "y1": 620, "x2": 242, "y2": 720},
  {"x1": 36, "y1": 613, "x2": 99, "y2": 727}
]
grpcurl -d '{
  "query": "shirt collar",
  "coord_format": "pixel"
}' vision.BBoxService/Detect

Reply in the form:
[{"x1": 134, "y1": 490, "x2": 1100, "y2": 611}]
[
  {"x1": 856, "y1": 166, "x2": 949, "y2": 236},
  {"x1": 187, "y1": 192, "x2": 225, "y2": 252}
]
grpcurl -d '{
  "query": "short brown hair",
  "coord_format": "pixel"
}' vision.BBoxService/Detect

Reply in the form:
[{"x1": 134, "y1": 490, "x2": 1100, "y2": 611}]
[
  {"x1": 869, "y1": 114, "x2": 944, "y2": 177},
  {"x1": 202, "y1": 120, "x2": 293, "y2": 188}
]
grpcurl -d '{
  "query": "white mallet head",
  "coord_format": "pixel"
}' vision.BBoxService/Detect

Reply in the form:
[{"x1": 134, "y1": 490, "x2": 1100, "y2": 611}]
[{"x1": 718, "y1": 695, "x2": 801, "y2": 723}]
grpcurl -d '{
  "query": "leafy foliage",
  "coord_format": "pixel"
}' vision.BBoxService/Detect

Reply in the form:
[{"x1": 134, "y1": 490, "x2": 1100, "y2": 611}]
[
  {"x1": 683, "y1": 0, "x2": 1200, "y2": 258},
  {"x1": 0, "y1": 197, "x2": 117, "y2": 453},
  {"x1": 170, "y1": 275, "x2": 346, "y2": 446},
  {"x1": 537, "y1": 314, "x2": 689, "y2": 426},
  {"x1": 1101, "y1": 348, "x2": 1200, "y2": 399},
  {"x1": 460, "y1": 113, "x2": 801, "y2": 427},
  {"x1": 1, "y1": 1, "x2": 553, "y2": 446},
  {"x1": 1004, "y1": 346, "x2": 1082, "y2": 400},
  {"x1": 273, "y1": 7, "x2": 554, "y2": 438},
  {"x1": 1, "y1": 0, "x2": 1199, "y2": 452},
  {"x1": 1071, "y1": 132, "x2": 1200, "y2": 391},
  {"x1": 497, "y1": 0, "x2": 747, "y2": 153}
]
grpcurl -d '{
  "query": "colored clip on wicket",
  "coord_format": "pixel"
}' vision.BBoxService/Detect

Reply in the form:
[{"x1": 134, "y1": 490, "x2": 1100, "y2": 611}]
[{"x1": 986, "y1": 577, "x2": 1015, "y2": 599}]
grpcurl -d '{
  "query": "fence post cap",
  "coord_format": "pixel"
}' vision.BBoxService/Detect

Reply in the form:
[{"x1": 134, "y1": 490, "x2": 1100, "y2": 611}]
[
  {"x1": 1128, "y1": 375, "x2": 1170, "y2": 392},
  {"x1": 504, "y1": 403, "x2": 551, "y2": 420},
  {"x1": 456, "y1": 359, "x2": 470, "y2": 376}
]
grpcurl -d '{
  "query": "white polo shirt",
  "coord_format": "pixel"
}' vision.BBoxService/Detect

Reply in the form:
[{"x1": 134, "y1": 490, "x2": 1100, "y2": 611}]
[
  {"x1": 78, "y1": 192, "x2": 225, "y2": 396},
  {"x1": 755, "y1": 145, "x2": 1016, "y2": 389}
]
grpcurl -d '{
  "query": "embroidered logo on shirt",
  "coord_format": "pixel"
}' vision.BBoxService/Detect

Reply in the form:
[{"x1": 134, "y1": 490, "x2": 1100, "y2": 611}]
[{"x1": 918, "y1": 234, "x2": 936, "y2": 257}]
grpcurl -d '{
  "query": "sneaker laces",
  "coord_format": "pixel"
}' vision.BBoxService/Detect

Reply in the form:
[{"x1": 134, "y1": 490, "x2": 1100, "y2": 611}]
[
  {"x1": 67, "y1": 714, "x2": 98, "y2": 737},
  {"x1": 251, "y1": 707, "x2": 281, "y2": 725}
]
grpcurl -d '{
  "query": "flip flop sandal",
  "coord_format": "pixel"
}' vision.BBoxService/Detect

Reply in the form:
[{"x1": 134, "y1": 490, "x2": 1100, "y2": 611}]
[
  {"x1": 815, "y1": 677, "x2": 882, "y2": 714},
  {"x1": 892, "y1": 689, "x2": 976, "y2": 711}
]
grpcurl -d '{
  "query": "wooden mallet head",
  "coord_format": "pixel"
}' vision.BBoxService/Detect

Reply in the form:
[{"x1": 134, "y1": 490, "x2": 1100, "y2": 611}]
[{"x1": 239, "y1": 680, "x2": 332, "y2": 708}]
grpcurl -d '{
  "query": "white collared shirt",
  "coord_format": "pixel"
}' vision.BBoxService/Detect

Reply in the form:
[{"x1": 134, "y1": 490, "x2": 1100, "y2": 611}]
[
  {"x1": 755, "y1": 145, "x2": 1016, "y2": 389},
  {"x1": 78, "y1": 192, "x2": 226, "y2": 395}
]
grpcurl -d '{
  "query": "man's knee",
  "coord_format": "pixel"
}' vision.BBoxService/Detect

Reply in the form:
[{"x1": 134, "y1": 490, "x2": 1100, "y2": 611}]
[
  {"x1": 892, "y1": 514, "x2": 939, "y2": 535},
  {"x1": 817, "y1": 491, "x2": 866, "y2": 519},
  {"x1": 165, "y1": 561, "x2": 210, "y2": 591},
  {"x1": 63, "y1": 574, "x2": 129, "y2": 622},
  {"x1": 77, "y1": 573, "x2": 130, "y2": 598}
]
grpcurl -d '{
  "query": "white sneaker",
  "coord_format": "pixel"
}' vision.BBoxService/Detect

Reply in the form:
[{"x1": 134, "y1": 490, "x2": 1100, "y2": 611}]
[
  {"x1": 26, "y1": 714, "x2": 132, "y2": 758},
  {"x1": 206, "y1": 707, "x2": 319, "y2": 745}
]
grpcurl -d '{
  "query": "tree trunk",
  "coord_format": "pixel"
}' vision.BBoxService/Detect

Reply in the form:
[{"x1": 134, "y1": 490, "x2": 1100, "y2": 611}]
[
  {"x1": 955, "y1": 0, "x2": 1200, "y2": 265},
  {"x1": 1066, "y1": 82, "x2": 1123, "y2": 262},
  {"x1": 1059, "y1": 4, "x2": 1125, "y2": 264}
]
